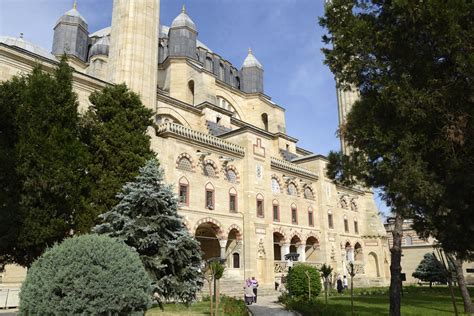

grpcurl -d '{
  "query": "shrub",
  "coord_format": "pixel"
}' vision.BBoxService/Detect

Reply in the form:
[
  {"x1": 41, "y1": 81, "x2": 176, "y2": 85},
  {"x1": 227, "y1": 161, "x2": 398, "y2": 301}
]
[
  {"x1": 20, "y1": 234, "x2": 151, "y2": 315},
  {"x1": 220, "y1": 295, "x2": 247, "y2": 316},
  {"x1": 287, "y1": 264, "x2": 322, "y2": 300}
]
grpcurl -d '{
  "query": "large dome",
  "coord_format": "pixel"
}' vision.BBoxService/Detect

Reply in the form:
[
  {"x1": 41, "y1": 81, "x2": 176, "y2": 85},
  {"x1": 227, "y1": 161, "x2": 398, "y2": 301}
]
[
  {"x1": 170, "y1": 6, "x2": 196, "y2": 31},
  {"x1": 0, "y1": 35, "x2": 57, "y2": 61}
]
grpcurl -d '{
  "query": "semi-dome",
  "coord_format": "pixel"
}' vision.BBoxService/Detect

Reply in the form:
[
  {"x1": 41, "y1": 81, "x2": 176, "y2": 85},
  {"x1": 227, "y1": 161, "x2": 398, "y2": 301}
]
[
  {"x1": 0, "y1": 35, "x2": 57, "y2": 61},
  {"x1": 242, "y1": 48, "x2": 263, "y2": 69},
  {"x1": 170, "y1": 5, "x2": 196, "y2": 31},
  {"x1": 89, "y1": 36, "x2": 110, "y2": 58}
]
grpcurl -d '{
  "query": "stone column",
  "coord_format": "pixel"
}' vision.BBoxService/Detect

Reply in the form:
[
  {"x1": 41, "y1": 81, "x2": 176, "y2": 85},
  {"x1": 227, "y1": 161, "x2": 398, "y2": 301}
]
[
  {"x1": 219, "y1": 239, "x2": 228, "y2": 260},
  {"x1": 281, "y1": 243, "x2": 290, "y2": 260},
  {"x1": 297, "y1": 243, "x2": 306, "y2": 262}
]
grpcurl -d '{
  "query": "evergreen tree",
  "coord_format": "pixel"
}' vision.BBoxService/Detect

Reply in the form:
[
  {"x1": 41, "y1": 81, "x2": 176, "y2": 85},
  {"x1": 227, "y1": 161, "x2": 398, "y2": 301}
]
[
  {"x1": 80, "y1": 84, "x2": 154, "y2": 224},
  {"x1": 412, "y1": 253, "x2": 447, "y2": 288},
  {"x1": 320, "y1": 0, "x2": 473, "y2": 313},
  {"x1": 94, "y1": 159, "x2": 204, "y2": 306},
  {"x1": 0, "y1": 57, "x2": 90, "y2": 267}
]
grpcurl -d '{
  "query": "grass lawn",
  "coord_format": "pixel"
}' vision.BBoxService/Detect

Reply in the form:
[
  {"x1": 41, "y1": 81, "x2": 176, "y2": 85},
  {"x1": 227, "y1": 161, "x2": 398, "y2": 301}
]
[
  {"x1": 306, "y1": 286, "x2": 474, "y2": 315},
  {"x1": 146, "y1": 301, "x2": 222, "y2": 316}
]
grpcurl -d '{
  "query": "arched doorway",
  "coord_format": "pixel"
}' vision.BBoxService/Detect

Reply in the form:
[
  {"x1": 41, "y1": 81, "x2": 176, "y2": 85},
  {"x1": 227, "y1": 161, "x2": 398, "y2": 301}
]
[
  {"x1": 195, "y1": 222, "x2": 221, "y2": 261},
  {"x1": 345, "y1": 242, "x2": 354, "y2": 262},
  {"x1": 290, "y1": 235, "x2": 301, "y2": 261},
  {"x1": 226, "y1": 228, "x2": 242, "y2": 268},
  {"x1": 366, "y1": 252, "x2": 380, "y2": 277},
  {"x1": 273, "y1": 232, "x2": 285, "y2": 260},
  {"x1": 305, "y1": 236, "x2": 320, "y2": 262},
  {"x1": 354, "y1": 242, "x2": 363, "y2": 261}
]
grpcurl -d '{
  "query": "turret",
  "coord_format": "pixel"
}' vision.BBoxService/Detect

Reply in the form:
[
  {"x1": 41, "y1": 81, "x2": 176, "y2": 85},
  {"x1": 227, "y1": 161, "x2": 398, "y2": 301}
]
[
  {"x1": 52, "y1": 1, "x2": 89, "y2": 61},
  {"x1": 168, "y1": 5, "x2": 197, "y2": 59},
  {"x1": 241, "y1": 48, "x2": 263, "y2": 93}
]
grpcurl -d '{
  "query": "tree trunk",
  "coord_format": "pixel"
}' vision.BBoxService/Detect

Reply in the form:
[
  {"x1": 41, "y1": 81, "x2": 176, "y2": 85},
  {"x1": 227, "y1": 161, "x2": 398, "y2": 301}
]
[
  {"x1": 208, "y1": 277, "x2": 214, "y2": 316},
  {"x1": 351, "y1": 273, "x2": 354, "y2": 316},
  {"x1": 447, "y1": 279, "x2": 459, "y2": 316},
  {"x1": 325, "y1": 279, "x2": 328, "y2": 305},
  {"x1": 429, "y1": 281, "x2": 432, "y2": 288},
  {"x1": 215, "y1": 279, "x2": 220, "y2": 316},
  {"x1": 389, "y1": 212, "x2": 403, "y2": 316},
  {"x1": 453, "y1": 257, "x2": 474, "y2": 313}
]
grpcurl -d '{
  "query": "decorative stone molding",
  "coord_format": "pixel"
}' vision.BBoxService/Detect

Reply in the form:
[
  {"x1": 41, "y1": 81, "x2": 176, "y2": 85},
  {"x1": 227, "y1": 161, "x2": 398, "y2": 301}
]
[
  {"x1": 193, "y1": 217, "x2": 224, "y2": 238},
  {"x1": 270, "y1": 157, "x2": 318, "y2": 180},
  {"x1": 156, "y1": 122, "x2": 245, "y2": 157},
  {"x1": 227, "y1": 224, "x2": 243, "y2": 239},
  {"x1": 273, "y1": 227, "x2": 288, "y2": 243},
  {"x1": 176, "y1": 152, "x2": 195, "y2": 171}
]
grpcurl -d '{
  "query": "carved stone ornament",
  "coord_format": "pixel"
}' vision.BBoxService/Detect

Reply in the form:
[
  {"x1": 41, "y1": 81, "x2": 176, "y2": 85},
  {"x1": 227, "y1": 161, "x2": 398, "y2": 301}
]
[{"x1": 257, "y1": 238, "x2": 266, "y2": 258}]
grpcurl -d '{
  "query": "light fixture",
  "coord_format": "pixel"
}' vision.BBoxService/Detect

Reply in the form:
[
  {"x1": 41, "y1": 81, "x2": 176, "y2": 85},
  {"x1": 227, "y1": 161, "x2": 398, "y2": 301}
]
[{"x1": 196, "y1": 149, "x2": 211, "y2": 157}]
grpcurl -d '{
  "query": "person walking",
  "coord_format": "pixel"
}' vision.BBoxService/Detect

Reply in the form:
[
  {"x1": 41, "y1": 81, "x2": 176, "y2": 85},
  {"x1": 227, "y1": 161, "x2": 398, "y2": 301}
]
[
  {"x1": 343, "y1": 275, "x2": 348, "y2": 290},
  {"x1": 244, "y1": 279, "x2": 255, "y2": 305},
  {"x1": 337, "y1": 276, "x2": 343, "y2": 294},
  {"x1": 251, "y1": 276, "x2": 259, "y2": 303}
]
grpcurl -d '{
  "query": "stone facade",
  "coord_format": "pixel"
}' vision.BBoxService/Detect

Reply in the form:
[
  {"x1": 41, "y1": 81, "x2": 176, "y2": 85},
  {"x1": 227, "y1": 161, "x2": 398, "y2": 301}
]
[{"x1": 0, "y1": 0, "x2": 390, "y2": 293}]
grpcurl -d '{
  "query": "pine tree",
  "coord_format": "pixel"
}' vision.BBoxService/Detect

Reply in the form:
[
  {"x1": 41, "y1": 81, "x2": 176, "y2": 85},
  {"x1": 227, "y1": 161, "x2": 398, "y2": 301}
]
[
  {"x1": 412, "y1": 253, "x2": 447, "y2": 288},
  {"x1": 94, "y1": 159, "x2": 204, "y2": 306},
  {"x1": 0, "y1": 57, "x2": 90, "y2": 267},
  {"x1": 80, "y1": 84, "x2": 154, "y2": 225}
]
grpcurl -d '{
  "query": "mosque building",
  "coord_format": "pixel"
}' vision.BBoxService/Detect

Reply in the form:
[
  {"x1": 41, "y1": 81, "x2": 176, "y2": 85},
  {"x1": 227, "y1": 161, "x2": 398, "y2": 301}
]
[{"x1": 0, "y1": 0, "x2": 390, "y2": 296}]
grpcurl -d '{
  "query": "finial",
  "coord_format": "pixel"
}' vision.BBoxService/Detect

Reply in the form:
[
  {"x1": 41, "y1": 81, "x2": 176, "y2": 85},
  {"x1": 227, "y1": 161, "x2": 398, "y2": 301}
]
[
  {"x1": 182, "y1": 4, "x2": 186, "y2": 13},
  {"x1": 73, "y1": 0, "x2": 77, "y2": 10},
  {"x1": 19, "y1": 33, "x2": 24, "y2": 39},
  {"x1": 248, "y1": 47, "x2": 253, "y2": 54}
]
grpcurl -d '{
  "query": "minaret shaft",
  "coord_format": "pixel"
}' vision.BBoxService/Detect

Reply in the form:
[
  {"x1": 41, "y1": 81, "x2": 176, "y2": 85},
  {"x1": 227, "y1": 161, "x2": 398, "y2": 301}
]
[{"x1": 107, "y1": 0, "x2": 160, "y2": 110}]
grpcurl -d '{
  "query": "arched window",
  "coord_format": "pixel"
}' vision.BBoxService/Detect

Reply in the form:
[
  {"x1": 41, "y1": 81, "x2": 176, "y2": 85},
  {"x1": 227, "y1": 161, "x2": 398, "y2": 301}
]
[
  {"x1": 308, "y1": 207, "x2": 314, "y2": 227},
  {"x1": 340, "y1": 196, "x2": 349, "y2": 209},
  {"x1": 354, "y1": 218, "x2": 359, "y2": 234},
  {"x1": 226, "y1": 169, "x2": 237, "y2": 183},
  {"x1": 205, "y1": 56, "x2": 213, "y2": 72},
  {"x1": 256, "y1": 194, "x2": 264, "y2": 218},
  {"x1": 205, "y1": 183, "x2": 215, "y2": 210},
  {"x1": 261, "y1": 113, "x2": 268, "y2": 131},
  {"x1": 229, "y1": 187, "x2": 237, "y2": 213},
  {"x1": 272, "y1": 200, "x2": 280, "y2": 222},
  {"x1": 287, "y1": 182, "x2": 298, "y2": 196},
  {"x1": 233, "y1": 252, "x2": 240, "y2": 268},
  {"x1": 188, "y1": 80, "x2": 195, "y2": 105},
  {"x1": 304, "y1": 187, "x2": 314, "y2": 200},
  {"x1": 177, "y1": 157, "x2": 192, "y2": 171},
  {"x1": 219, "y1": 63, "x2": 225, "y2": 81},
  {"x1": 291, "y1": 204, "x2": 298, "y2": 224},
  {"x1": 328, "y1": 211, "x2": 334, "y2": 229},
  {"x1": 344, "y1": 215, "x2": 349, "y2": 233},
  {"x1": 405, "y1": 235, "x2": 413, "y2": 246},
  {"x1": 204, "y1": 163, "x2": 216, "y2": 177},
  {"x1": 178, "y1": 177, "x2": 189, "y2": 206},
  {"x1": 271, "y1": 177, "x2": 281, "y2": 193}
]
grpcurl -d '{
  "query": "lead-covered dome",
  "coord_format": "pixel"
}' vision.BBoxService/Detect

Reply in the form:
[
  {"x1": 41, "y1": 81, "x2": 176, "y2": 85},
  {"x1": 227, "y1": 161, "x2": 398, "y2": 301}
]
[
  {"x1": 55, "y1": 2, "x2": 87, "y2": 26},
  {"x1": 89, "y1": 36, "x2": 110, "y2": 58},
  {"x1": 171, "y1": 5, "x2": 196, "y2": 31},
  {"x1": 0, "y1": 35, "x2": 57, "y2": 61}
]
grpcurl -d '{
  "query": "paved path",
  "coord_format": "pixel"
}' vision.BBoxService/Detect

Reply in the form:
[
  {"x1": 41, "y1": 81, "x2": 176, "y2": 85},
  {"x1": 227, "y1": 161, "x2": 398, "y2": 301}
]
[{"x1": 247, "y1": 296, "x2": 297, "y2": 316}]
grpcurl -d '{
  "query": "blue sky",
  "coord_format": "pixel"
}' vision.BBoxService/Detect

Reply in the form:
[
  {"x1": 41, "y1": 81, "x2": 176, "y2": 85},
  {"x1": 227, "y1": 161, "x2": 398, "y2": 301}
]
[{"x1": 0, "y1": 0, "x2": 389, "y2": 216}]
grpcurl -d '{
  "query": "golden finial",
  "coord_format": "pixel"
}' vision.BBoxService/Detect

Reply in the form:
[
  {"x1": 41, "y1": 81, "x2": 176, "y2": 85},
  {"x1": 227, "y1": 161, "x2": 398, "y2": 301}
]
[
  {"x1": 182, "y1": 4, "x2": 186, "y2": 13},
  {"x1": 19, "y1": 33, "x2": 24, "y2": 39},
  {"x1": 73, "y1": 0, "x2": 77, "y2": 10}
]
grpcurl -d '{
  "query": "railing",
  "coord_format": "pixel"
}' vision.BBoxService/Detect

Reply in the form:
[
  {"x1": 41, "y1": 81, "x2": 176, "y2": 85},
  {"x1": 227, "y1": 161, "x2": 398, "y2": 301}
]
[
  {"x1": 271, "y1": 157, "x2": 318, "y2": 180},
  {"x1": 274, "y1": 261, "x2": 324, "y2": 273},
  {"x1": 156, "y1": 122, "x2": 245, "y2": 157}
]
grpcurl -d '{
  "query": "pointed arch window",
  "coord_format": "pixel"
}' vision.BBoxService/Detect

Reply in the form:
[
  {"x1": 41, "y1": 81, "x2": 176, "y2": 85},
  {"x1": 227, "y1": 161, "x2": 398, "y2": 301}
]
[
  {"x1": 308, "y1": 207, "x2": 314, "y2": 227},
  {"x1": 328, "y1": 210, "x2": 334, "y2": 229},
  {"x1": 178, "y1": 177, "x2": 189, "y2": 206},
  {"x1": 287, "y1": 182, "x2": 298, "y2": 196},
  {"x1": 291, "y1": 204, "x2": 298, "y2": 224},
  {"x1": 304, "y1": 187, "x2": 314, "y2": 200},
  {"x1": 177, "y1": 157, "x2": 192, "y2": 171},
  {"x1": 344, "y1": 215, "x2": 349, "y2": 233},
  {"x1": 229, "y1": 187, "x2": 237, "y2": 213},
  {"x1": 354, "y1": 218, "x2": 359, "y2": 234},
  {"x1": 273, "y1": 200, "x2": 280, "y2": 222},
  {"x1": 205, "y1": 183, "x2": 215, "y2": 210},
  {"x1": 256, "y1": 194, "x2": 264, "y2": 218},
  {"x1": 271, "y1": 177, "x2": 281, "y2": 193}
]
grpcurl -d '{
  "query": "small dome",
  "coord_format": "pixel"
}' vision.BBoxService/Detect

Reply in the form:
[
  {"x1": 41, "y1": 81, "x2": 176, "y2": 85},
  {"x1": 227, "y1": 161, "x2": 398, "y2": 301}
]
[
  {"x1": 171, "y1": 5, "x2": 196, "y2": 31},
  {"x1": 89, "y1": 36, "x2": 110, "y2": 58},
  {"x1": 56, "y1": 2, "x2": 87, "y2": 25},
  {"x1": 0, "y1": 35, "x2": 57, "y2": 61},
  {"x1": 242, "y1": 48, "x2": 263, "y2": 69}
]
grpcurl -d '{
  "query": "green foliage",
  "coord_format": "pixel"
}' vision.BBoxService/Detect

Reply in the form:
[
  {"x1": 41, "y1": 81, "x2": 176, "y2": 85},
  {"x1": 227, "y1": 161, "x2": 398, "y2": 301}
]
[
  {"x1": 209, "y1": 261, "x2": 225, "y2": 280},
  {"x1": 0, "y1": 57, "x2": 90, "y2": 267},
  {"x1": 412, "y1": 253, "x2": 447, "y2": 286},
  {"x1": 20, "y1": 234, "x2": 151, "y2": 315},
  {"x1": 320, "y1": 0, "x2": 474, "y2": 258},
  {"x1": 94, "y1": 159, "x2": 203, "y2": 305},
  {"x1": 220, "y1": 295, "x2": 247, "y2": 316},
  {"x1": 287, "y1": 264, "x2": 322, "y2": 299},
  {"x1": 81, "y1": 83, "x2": 154, "y2": 225}
]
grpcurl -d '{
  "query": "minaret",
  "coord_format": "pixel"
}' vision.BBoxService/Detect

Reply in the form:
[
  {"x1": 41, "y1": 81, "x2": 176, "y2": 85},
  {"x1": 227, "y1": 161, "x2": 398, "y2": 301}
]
[
  {"x1": 336, "y1": 85, "x2": 359, "y2": 154},
  {"x1": 107, "y1": 0, "x2": 160, "y2": 110}
]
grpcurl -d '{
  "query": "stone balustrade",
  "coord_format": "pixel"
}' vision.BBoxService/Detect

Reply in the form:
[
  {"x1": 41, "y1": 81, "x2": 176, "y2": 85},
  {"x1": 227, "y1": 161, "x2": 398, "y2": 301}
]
[
  {"x1": 271, "y1": 157, "x2": 318, "y2": 180},
  {"x1": 156, "y1": 122, "x2": 245, "y2": 157}
]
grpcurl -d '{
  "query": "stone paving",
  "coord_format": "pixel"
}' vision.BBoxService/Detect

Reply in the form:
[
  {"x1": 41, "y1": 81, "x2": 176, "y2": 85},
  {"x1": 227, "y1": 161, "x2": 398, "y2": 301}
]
[{"x1": 247, "y1": 295, "x2": 297, "y2": 316}]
